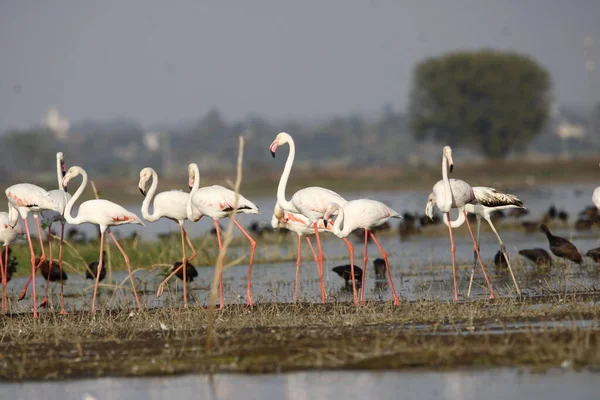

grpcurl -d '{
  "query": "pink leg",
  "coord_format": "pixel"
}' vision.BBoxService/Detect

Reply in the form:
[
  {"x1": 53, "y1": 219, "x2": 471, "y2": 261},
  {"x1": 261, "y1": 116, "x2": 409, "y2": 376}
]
[
  {"x1": 306, "y1": 236, "x2": 318, "y2": 265},
  {"x1": 463, "y1": 210, "x2": 495, "y2": 300},
  {"x1": 156, "y1": 226, "x2": 193, "y2": 300},
  {"x1": 18, "y1": 216, "x2": 47, "y2": 301},
  {"x1": 369, "y1": 231, "x2": 400, "y2": 305},
  {"x1": 341, "y1": 238, "x2": 358, "y2": 304},
  {"x1": 22, "y1": 218, "x2": 38, "y2": 318},
  {"x1": 294, "y1": 234, "x2": 302, "y2": 302},
  {"x1": 313, "y1": 223, "x2": 326, "y2": 303},
  {"x1": 361, "y1": 229, "x2": 369, "y2": 304},
  {"x1": 214, "y1": 220, "x2": 224, "y2": 309},
  {"x1": 39, "y1": 225, "x2": 53, "y2": 308},
  {"x1": 233, "y1": 219, "x2": 256, "y2": 307},
  {"x1": 179, "y1": 223, "x2": 188, "y2": 308},
  {"x1": 58, "y1": 223, "x2": 66, "y2": 314},
  {"x1": 0, "y1": 244, "x2": 5, "y2": 313},
  {"x1": 90, "y1": 231, "x2": 105, "y2": 312},
  {"x1": 110, "y1": 231, "x2": 141, "y2": 309},
  {"x1": 185, "y1": 227, "x2": 198, "y2": 262},
  {"x1": 447, "y1": 213, "x2": 459, "y2": 302}
]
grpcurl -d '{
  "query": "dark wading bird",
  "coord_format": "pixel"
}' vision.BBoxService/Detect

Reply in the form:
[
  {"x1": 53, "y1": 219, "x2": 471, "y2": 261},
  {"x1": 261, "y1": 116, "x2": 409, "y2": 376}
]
[
  {"x1": 36, "y1": 258, "x2": 68, "y2": 308},
  {"x1": 86, "y1": 251, "x2": 107, "y2": 282},
  {"x1": 332, "y1": 264, "x2": 363, "y2": 288},
  {"x1": 518, "y1": 248, "x2": 553, "y2": 267},
  {"x1": 373, "y1": 258, "x2": 386, "y2": 280},
  {"x1": 494, "y1": 250, "x2": 508, "y2": 269},
  {"x1": 540, "y1": 224, "x2": 583, "y2": 265},
  {"x1": 171, "y1": 261, "x2": 199, "y2": 282},
  {"x1": 586, "y1": 248, "x2": 600, "y2": 263}
]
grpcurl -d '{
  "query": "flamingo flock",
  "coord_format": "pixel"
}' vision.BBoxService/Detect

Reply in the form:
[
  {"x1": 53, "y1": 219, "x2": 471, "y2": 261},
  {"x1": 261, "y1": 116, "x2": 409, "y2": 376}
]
[{"x1": 0, "y1": 136, "x2": 598, "y2": 317}]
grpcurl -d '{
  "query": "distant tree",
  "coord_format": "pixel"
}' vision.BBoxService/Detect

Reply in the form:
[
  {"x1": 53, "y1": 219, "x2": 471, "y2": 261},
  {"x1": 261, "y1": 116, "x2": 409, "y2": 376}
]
[{"x1": 408, "y1": 50, "x2": 551, "y2": 158}]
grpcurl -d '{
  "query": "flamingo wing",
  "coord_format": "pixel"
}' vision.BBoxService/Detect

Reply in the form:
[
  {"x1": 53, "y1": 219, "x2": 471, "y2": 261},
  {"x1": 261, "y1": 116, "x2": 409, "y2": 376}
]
[
  {"x1": 79, "y1": 199, "x2": 145, "y2": 226},
  {"x1": 193, "y1": 185, "x2": 259, "y2": 214},
  {"x1": 5, "y1": 183, "x2": 58, "y2": 212},
  {"x1": 291, "y1": 186, "x2": 347, "y2": 217},
  {"x1": 154, "y1": 190, "x2": 189, "y2": 221},
  {"x1": 473, "y1": 186, "x2": 524, "y2": 208}
]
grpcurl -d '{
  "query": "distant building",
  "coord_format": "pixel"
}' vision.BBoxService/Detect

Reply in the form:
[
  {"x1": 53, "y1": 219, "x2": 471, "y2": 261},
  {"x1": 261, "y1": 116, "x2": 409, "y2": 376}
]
[{"x1": 41, "y1": 106, "x2": 70, "y2": 139}]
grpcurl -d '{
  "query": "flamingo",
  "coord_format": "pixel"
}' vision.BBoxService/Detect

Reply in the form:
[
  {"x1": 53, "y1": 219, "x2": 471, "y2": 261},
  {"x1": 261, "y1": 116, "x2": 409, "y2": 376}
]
[
  {"x1": 424, "y1": 146, "x2": 495, "y2": 302},
  {"x1": 322, "y1": 199, "x2": 402, "y2": 305},
  {"x1": 18, "y1": 152, "x2": 71, "y2": 313},
  {"x1": 6, "y1": 181, "x2": 59, "y2": 318},
  {"x1": 426, "y1": 186, "x2": 523, "y2": 297},
  {"x1": 138, "y1": 167, "x2": 197, "y2": 308},
  {"x1": 0, "y1": 212, "x2": 24, "y2": 313},
  {"x1": 594, "y1": 161, "x2": 600, "y2": 211},
  {"x1": 161, "y1": 162, "x2": 258, "y2": 308},
  {"x1": 270, "y1": 132, "x2": 348, "y2": 303},
  {"x1": 62, "y1": 166, "x2": 144, "y2": 312},
  {"x1": 271, "y1": 202, "x2": 331, "y2": 302}
]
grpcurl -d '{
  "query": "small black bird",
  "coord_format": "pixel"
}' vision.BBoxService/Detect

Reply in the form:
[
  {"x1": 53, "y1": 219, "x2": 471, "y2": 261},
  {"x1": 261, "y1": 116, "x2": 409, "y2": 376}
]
[
  {"x1": 172, "y1": 261, "x2": 199, "y2": 282},
  {"x1": 557, "y1": 210, "x2": 569, "y2": 224},
  {"x1": 332, "y1": 264, "x2": 363, "y2": 288},
  {"x1": 373, "y1": 258, "x2": 386, "y2": 280},
  {"x1": 86, "y1": 251, "x2": 107, "y2": 282},
  {"x1": 586, "y1": 248, "x2": 600, "y2": 263},
  {"x1": 518, "y1": 248, "x2": 553, "y2": 267},
  {"x1": 36, "y1": 258, "x2": 68, "y2": 282},
  {"x1": 540, "y1": 224, "x2": 583, "y2": 264},
  {"x1": 4, "y1": 248, "x2": 18, "y2": 283},
  {"x1": 494, "y1": 251, "x2": 508, "y2": 269}
]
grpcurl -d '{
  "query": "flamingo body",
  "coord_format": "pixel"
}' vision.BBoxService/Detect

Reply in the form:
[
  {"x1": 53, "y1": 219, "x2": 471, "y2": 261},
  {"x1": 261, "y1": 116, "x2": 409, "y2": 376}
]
[
  {"x1": 6, "y1": 184, "x2": 58, "y2": 218},
  {"x1": 188, "y1": 185, "x2": 259, "y2": 221}
]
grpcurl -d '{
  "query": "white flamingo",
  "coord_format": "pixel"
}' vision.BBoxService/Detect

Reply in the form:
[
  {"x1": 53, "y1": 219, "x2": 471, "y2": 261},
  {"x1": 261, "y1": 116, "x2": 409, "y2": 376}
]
[
  {"x1": 161, "y1": 163, "x2": 258, "y2": 308},
  {"x1": 270, "y1": 132, "x2": 348, "y2": 303},
  {"x1": 425, "y1": 146, "x2": 495, "y2": 302},
  {"x1": 426, "y1": 186, "x2": 524, "y2": 297},
  {"x1": 138, "y1": 167, "x2": 197, "y2": 308},
  {"x1": 322, "y1": 199, "x2": 402, "y2": 305},
  {"x1": 6, "y1": 181, "x2": 59, "y2": 318},
  {"x1": 19, "y1": 152, "x2": 71, "y2": 313},
  {"x1": 0, "y1": 212, "x2": 24, "y2": 313},
  {"x1": 62, "y1": 166, "x2": 144, "y2": 312},
  {"x1": 594, "y1": 161, "x2": 600, "y2": 211},
  {"x1": 271, "y1": 202, "x2": 332, "y2": 302}
]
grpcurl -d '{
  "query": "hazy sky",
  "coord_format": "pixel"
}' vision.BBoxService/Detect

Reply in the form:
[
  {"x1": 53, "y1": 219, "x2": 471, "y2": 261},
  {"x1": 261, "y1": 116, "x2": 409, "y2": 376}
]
[{"x1": 0, "y1": 0, "x2": 598, "y2": 132}]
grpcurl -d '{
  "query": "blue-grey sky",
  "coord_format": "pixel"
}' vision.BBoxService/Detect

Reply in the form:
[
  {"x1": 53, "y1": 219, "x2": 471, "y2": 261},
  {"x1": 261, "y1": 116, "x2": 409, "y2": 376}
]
[{"x1": 0, "y1": 0, "x2": 598, "y2": 132}]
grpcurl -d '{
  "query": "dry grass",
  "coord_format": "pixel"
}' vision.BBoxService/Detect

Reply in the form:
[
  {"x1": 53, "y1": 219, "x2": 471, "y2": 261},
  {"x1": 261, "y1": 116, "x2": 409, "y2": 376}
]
[{"x1": 0, "y1": 296, "x2": 599, "y2": 380}]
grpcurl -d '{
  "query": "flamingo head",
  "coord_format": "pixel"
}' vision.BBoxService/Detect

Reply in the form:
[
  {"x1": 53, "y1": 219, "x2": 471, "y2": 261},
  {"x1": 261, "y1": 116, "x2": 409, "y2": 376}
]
[
  {"x1": 322, "y1": 203, "x2": 341, "y2": 227},
  {"x1": 425, "y1": 192, "x2": 436, "y2": 220},
  {"x1": 270, "y1": 132, "x2": 291, "y2": 158},
  {"x1": 187, "y1": 163, "x2": 199, "y2": 191},
  {"x1": 443, "y1": 146, "x2": 454, "y2": 173},
  {"x1": 62, "y1": 166, "x2": 81, "y2": 188},
  {"x1": 138, "y1": 167, "x2": 153, "y2": 197}
]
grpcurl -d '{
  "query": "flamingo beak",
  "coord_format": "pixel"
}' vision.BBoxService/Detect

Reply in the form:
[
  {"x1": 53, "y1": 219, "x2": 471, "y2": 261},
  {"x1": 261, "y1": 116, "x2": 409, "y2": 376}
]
[
  {"x1": 139, "y1": 187, "x2": 146, "y2": 197},
  {"x1": 449, "y1": 164, "x2": 454, "y2": 173},
  {"x1": 269, "y1": 141, "x2": 279, "y2": 158},
  {"x1": 323, "y1": 219, "x2": 328, "y2": 228}
]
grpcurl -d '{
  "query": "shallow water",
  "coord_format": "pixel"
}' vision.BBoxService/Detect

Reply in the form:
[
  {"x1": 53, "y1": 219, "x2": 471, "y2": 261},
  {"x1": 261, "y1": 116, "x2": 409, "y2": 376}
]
[
  {"x1": 5, "y1": 181, "x2": 600, "y2": 312},
  {"x1": 3, "y1": 369, "x2": 599, "y2": 400}
]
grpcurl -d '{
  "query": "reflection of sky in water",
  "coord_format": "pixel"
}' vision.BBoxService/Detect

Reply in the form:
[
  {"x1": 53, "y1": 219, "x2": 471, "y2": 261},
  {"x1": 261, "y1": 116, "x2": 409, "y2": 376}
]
[{"x1": 3, "y1": 369, "x2": 599, "y2": 400}]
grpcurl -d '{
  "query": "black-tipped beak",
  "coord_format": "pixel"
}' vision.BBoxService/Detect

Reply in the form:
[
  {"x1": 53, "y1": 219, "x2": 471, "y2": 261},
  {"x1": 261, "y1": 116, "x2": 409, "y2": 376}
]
[
  {"x1": 139, "y1": 188, "x2": 146, "y2": 197},
  {"x1": 189, "y1": 185, "x2": 193, "y2": 191},
  {"x1": 449, "y1": 164, "x2": 454, "y2": 173},
  {"x1": 270, "y1": 150, "x2": 276, "y2": 158},
  {"x1": 323, "y1": 219, "x2": 328, "y2": 228},
  {"x1": 62, "y1": 185, "x2": 68, "y2": 193}
]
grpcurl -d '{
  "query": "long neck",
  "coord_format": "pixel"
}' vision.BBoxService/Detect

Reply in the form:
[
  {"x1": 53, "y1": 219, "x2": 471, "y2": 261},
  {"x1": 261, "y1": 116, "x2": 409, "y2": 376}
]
[
  {"x1": 187, "y1": 164, "x2": 201, "y2": 219},
  {"x1": 441, "y1": 154, "x2": 452, "y2": 210},
  {"x1": 276, "y1": 138, "x2": 296, "y2": 211},
  {"x1": 141, "y1": 169, "x2": 160, "y2": 222},
  {"x1": 56, "y1": 157, "x2": 62, "y2": 189},
  {"x1": 331, "y1": 205, "x2": 348, "y2": 238},
  {"x1": 7, "y1": 202, "x2": 18, "y2": 227},
  {"x1": 63, "y1": 168, "x2": 88, "y2": 225},
  {"x1": 442, "y1": 210, "x2": 466, "y2": 228}
]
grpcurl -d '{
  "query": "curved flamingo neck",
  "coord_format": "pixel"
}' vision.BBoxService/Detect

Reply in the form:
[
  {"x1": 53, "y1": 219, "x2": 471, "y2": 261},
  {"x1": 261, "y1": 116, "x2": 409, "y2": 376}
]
[
  {"x1": 442, "y1": 209, "x2": 466, "y2": 228},
  {"x1": 276, "y1": 137, "x2": 297, "y2": 212},
  {"x1": 63, "y1": 167, "x2": 88, "y2": 225},
  {"x1": 187, "y1": 164, "x2": 201, "y2": 219},
  {"x1": 441, "y1": 153, "x2": 452, "y2": 211},
  {"x1": 330, "y1": 204, "x2": 348, "y2": 238},
  {"x1": 7, "y1": 202, "x2": 19, "y2": 227},
  {"x1": 141, "y1": 169, "x2": 160, "y2": 222}
]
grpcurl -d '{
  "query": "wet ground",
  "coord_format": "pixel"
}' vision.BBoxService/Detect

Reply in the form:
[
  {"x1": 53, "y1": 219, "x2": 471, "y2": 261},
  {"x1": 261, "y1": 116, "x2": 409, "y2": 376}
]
[{"x1": 3, "y1": 369, "x2": 600, "y2": 400}]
